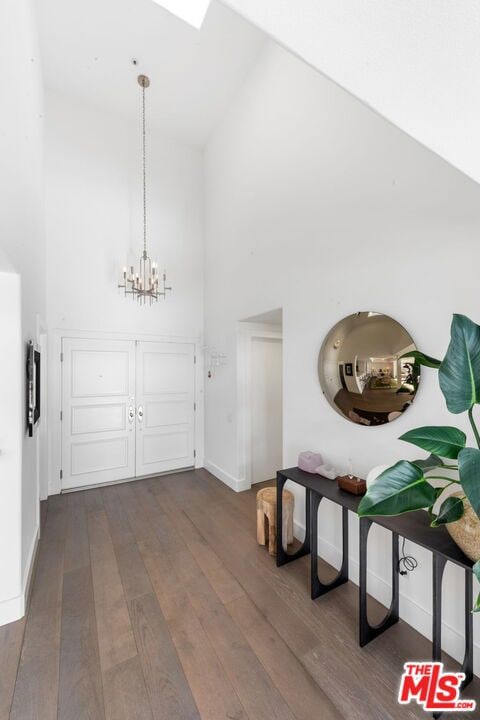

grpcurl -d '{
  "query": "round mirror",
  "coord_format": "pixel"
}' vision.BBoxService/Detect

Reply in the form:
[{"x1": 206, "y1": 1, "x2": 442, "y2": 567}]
[{"x1": 318, "y1": 312, "x2": 420, "y2": 426}]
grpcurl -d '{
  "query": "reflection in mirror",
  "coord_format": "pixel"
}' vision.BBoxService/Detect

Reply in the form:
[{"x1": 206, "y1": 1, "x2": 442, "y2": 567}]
[{"x1": 318, "y1": 312, "x2": 420, "y2": 426}]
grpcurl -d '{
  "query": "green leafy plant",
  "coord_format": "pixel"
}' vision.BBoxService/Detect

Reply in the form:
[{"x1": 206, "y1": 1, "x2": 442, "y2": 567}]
[{"x1": 358, "y1": 314, "x2": 480, "y2": 610}]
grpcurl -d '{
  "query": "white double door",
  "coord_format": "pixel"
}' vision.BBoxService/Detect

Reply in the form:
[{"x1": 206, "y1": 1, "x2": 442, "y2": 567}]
[{"x1": 61, "y1": 338, "x2": 195, "y2": 490}]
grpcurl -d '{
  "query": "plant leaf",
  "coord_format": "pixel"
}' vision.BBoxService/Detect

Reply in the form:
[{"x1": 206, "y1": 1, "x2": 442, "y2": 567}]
[
  {"x1": 458, "y1": 447, "x2": 480, "y2": 519},
  {"x1": 473, "y1": 562, "x2": 480, "y2": 613},
  {"x1": 412, "y1": 454, "x2": 443, "y2": 472},
  {"x1": 427, "y1": 491, "x2": 442, "y2": 521},
  {"x1": 473, "y1": 560, "x2": 480, "y2": 583},
  {"x1": 439, "y1": 314, "x2": 480, "y2": 413},
  {"x1": 430, "y1": 496, "x2": 464, "y2": 527},
  {"x1": 358, "y1": 461, "x2": 437, "y2": 517},
  {"x1": 401, "y1": 350, "x2": 441, "y2": 369},
  {"x1": 400, "y1": 426, "x2": 466, "y2": 459}
]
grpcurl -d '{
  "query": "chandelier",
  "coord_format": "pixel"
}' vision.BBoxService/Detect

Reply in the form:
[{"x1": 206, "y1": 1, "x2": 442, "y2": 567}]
[{"x1": 119, "y1": 75, "x2": 171, "y2": 304}]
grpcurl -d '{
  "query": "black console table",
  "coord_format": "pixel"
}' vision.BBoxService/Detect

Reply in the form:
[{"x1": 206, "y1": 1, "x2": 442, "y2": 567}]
[{"x1": 276, "y1": 467, "x2": 475, "y2": 701}]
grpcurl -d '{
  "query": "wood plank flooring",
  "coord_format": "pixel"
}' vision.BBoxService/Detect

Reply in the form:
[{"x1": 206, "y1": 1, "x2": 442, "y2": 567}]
[{"x1": 1, "y1": 469, "x2": 479, "y2": 719}]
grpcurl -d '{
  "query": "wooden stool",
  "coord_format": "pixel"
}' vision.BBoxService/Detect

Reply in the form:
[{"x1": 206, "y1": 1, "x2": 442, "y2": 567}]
[{"x1": 256, "y1": 486, "x2": 294, "y2": 556}]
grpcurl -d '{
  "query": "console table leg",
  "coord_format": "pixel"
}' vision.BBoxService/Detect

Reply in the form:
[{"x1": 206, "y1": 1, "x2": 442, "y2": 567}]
[
  {"x1": 359, "y1": 517, "x2": 372, "y2": 647},
  {"x1": 310, "y1": 495, "x2": 349, "y2": 599},
  {"x1": 432, "y1": 554, "x2": 447, "y2": 663},
  {"x1": 432, "y1": 554, "x2": 447, "y2": 720},
  {"x1": 276, "y1": 472, "x2": 311, "y2": 567},
  {"x1": 310, "y1": 492, "x2": 321, "y2": 598},
  {"x1": 341, "y1": 506, "x2": 349, "y2": 579},
  {"x1": 276, "y1": 472, "x2": 287, "y2": 567},
  {"x1": 359, "y1": 518, "x2": 399, "y2": 647},
  {"x1": 305, "y1": 487, "x2": 311, "y2": 555},
  {"x1": 461, "y1": 569, "x2": 473, "y2": 691},
  {"x1": 391, "y1": 531, "x2": 400, "y2": 620},
  {"x1": 432, "y1": 561, "x2": 473, "y2": 719}
]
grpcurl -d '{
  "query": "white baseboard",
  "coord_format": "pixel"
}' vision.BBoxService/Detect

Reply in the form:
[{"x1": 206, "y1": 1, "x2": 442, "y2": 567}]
[
  {"x1": 22, "y1": 525, "x2": 40, "y2": 608},
  {"x1": 294, "y1": 519, "x2": 480, "y2": 677},
  {"x1": 203, "y1": 460, "x2": 250, "y2": 493},
  {"x1": 0, "y1": 592, "x2": 25, "y2": 627},
  {"x1": 0, "y1": 525, "x2": 39, "y2": 627}
]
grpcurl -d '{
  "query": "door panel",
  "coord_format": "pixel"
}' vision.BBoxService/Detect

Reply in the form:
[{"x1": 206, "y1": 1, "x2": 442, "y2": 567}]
[
  {"x1": 142, "y1": 351, "x2": 191, "y2": 393},
  {"x1": 71, "y1": 350, "x2": 130, "y2": 397},
  {"x1": 62, "y1": 338, "x2": 136, "y2": 490},
  {"x1": 136, "y1": 341, "x2": 195, "y2": 477},
  {"x1": 70, "y1": 437, "x2": 129, "y2": 476},
  {"x1": 144, "y1": 398, "x2": 189, "y2": 427},
  {"x1": 142, "y1": 429, "x2": 189, "y2": 465},
  {"x1": 71, "y1": 403, "x2": 126, "y2": 435}
]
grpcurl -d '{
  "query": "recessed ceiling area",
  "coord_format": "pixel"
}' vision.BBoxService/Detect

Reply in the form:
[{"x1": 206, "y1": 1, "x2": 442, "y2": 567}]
[
  {"x1": 151, "y1": 0, "x2": 212, "y2": 29},
  {"x1": 35, "y1": 0, "x2": 267, "y2": 147},
  {"x1": 242, "y1": 308, "x2": 283, "y2": 326}
]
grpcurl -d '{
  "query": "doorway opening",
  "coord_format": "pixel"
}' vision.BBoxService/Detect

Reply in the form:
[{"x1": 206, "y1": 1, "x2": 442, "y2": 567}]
[{"x1": 238, "y1": 309, "x2": 283, "y2": 487}]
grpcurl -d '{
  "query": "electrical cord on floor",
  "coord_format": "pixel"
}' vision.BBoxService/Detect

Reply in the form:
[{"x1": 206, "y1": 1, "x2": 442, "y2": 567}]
[{"x1": 398, "y1": 537, "x2": 418, "y2": 576}]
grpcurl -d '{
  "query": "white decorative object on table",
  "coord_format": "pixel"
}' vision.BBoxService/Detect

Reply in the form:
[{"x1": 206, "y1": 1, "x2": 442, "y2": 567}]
[
  {"x1": 316, "y1": 463, "x2": 336, "y2": 480},
  {"x1": 298, "y1": 451, "x2": 323, "y2": 473},
  {"x1": 298, "y1": 452, "x2": 335, "y2": 479}
]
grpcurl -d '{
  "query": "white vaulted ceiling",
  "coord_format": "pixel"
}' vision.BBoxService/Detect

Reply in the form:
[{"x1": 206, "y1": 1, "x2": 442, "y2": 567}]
[
  {"x1": 223, "y1": 0, "x2": 480, "y2": 184},
  {"x1": 35, "y1": 0, "x2": 266, "y2": 147},
  {"x1": 36, "y1": 0, "x2": 480, "y2": 180},
  {"x1": 151, "y1": 0, "x2": 212, "y2": 29}
]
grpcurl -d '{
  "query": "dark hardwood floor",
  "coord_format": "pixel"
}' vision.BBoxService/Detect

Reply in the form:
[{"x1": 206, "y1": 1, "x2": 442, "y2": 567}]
[{"x1": 1, "y1": 469, "x2": 478, "y2": 719}]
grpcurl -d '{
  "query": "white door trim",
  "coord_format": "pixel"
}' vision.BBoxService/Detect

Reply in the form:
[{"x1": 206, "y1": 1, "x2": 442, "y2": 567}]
[
  {"x1": 237, "y1": 322, "x2": 283, "y2": 491},
  {"x1": 48, "y1": 327, "x2": 204, "y2": 496}
]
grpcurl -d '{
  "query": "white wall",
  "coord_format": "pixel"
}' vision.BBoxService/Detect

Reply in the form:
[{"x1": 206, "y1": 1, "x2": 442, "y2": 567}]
[
  {"x1": 0, "y1": 271, "x2": 23, "y2": 623},
  {"x1": 204, "y1": 42, "x2": 480, "y2": 670},
  {"x1": 223, "y1": 0, "x2": 480, "y2": 184},
  {"x1": 44, "y1": 90, "x2": 204, "y2": 494},
  {"x1": 0, "y1": 0, "x2": 45, "y2": 623},
  {"x1": 45, "y1": 90, "x2": 203, "y2": 337}
]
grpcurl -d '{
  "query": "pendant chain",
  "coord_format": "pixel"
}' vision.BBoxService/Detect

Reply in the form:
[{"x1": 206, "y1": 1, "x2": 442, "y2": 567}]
[{"x1": 142, "y1": 82, "x2": 147, "y2": 256}]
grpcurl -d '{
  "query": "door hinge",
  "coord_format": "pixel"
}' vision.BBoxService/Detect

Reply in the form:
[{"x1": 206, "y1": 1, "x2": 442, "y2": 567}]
[
  {"x1": 60, "y1": 469, "x2": 63, "y2": 480},
  {"x1": 194, "y1": 355, "x2": 196, "y2": 364},
  {"x1": 194, "y1": 449, "x2": 196, "y2": 459},
  {"x1": 60, "y1": 352, "x2": 64, "y2": 362},
  {"x1": 194, "y1": 402, "x2": 196, "y2": 411},
  {"x1": 60, "y1": 410, "x2": 63, "y2": 421}
]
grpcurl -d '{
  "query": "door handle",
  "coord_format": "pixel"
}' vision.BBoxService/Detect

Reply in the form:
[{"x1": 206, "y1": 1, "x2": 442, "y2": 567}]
[
  {"x1": 137, "y1": 405, "x2": 143, "y2": 421},
  {"x1": 128, "y1": 406, "x2": 135, "y2": 423}
]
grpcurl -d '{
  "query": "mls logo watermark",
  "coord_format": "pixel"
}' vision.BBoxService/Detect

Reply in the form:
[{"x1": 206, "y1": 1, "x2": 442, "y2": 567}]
[{"x1": 398, "y1": 662, "x2": 476, "y2": 713}]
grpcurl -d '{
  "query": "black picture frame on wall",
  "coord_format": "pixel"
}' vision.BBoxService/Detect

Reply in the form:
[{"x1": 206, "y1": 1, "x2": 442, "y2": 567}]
[
  {"x1": 345, "y1": 362, "x2": 353, "y2": 376},
  {"x1": 26, "y1": 341, "x2": 41, "y2": 437}
]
